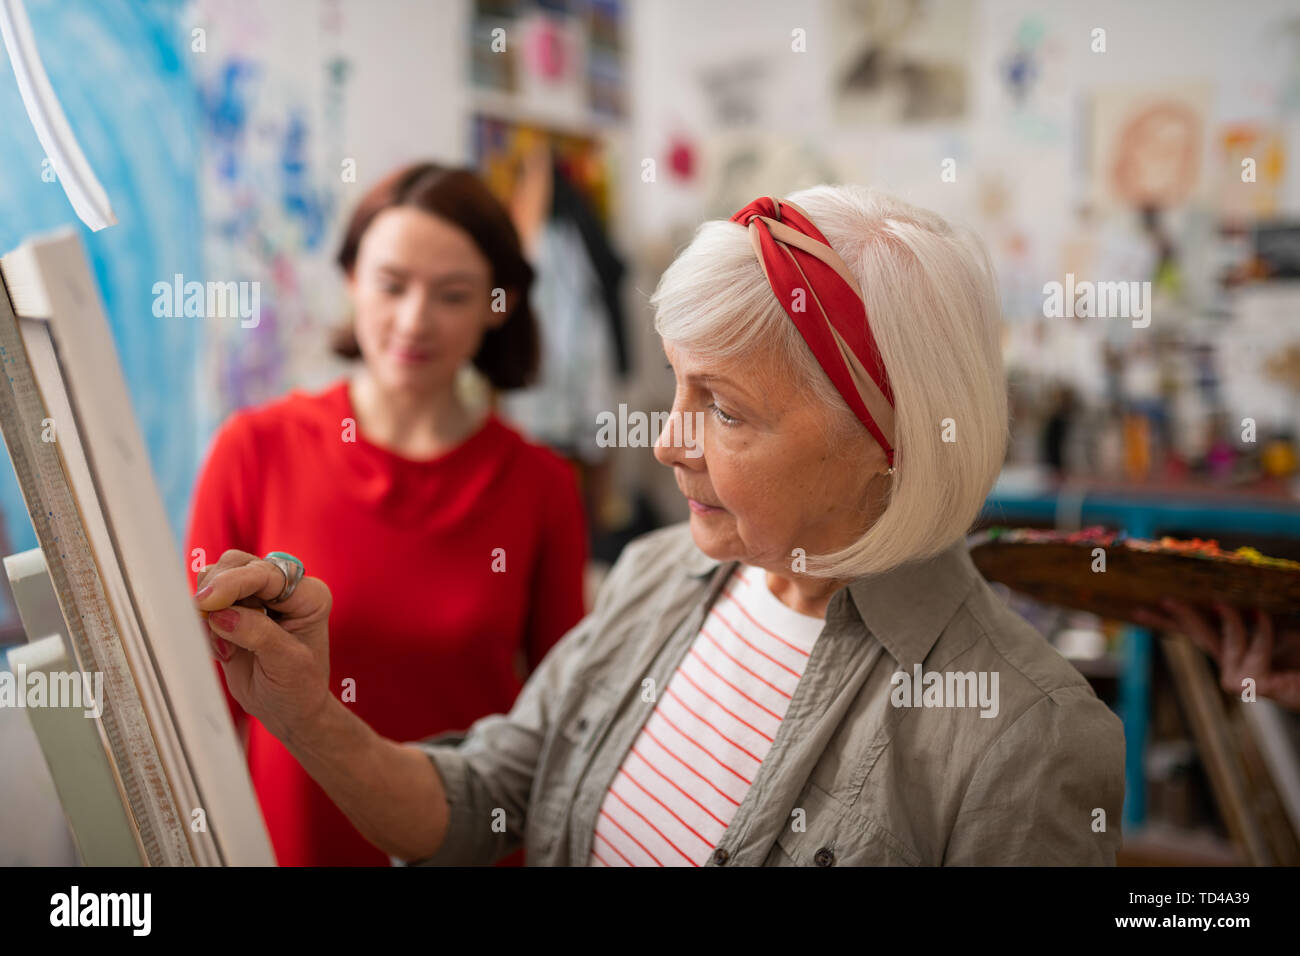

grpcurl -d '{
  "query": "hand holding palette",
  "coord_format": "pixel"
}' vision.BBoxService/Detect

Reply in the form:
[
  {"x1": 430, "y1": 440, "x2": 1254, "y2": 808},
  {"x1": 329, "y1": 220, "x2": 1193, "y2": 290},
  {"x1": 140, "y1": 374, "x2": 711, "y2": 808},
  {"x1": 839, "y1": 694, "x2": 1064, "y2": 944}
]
[{"x1": 970, "y1": 526, "x2": 1300, "y2": 630}]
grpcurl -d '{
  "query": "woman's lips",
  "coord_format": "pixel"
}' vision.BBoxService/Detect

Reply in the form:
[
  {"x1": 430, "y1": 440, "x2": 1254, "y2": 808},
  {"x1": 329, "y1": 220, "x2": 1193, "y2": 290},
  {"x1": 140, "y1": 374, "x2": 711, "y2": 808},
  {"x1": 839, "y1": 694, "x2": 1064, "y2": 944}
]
[
  {"x1": 393, "y1": 348, "x2": 431, "y2": 363},
  {"x1": 688, "y1": 498, "x2": 724, "y2": 514}
]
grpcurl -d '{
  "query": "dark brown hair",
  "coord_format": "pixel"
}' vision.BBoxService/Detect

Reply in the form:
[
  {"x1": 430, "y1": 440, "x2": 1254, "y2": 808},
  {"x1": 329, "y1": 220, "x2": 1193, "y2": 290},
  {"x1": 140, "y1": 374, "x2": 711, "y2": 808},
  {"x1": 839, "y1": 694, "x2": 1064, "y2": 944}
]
[{"x1": 331, "y1": 162, "x2": 539, "y2": 390}]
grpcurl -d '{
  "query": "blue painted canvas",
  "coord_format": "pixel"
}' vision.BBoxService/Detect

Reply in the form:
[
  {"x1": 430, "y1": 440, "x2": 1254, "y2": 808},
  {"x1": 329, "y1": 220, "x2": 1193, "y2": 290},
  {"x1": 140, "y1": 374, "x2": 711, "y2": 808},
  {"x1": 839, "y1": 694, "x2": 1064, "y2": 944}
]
[{"x1": 0, "y1": 0, "x2": 200, "y2": 623}]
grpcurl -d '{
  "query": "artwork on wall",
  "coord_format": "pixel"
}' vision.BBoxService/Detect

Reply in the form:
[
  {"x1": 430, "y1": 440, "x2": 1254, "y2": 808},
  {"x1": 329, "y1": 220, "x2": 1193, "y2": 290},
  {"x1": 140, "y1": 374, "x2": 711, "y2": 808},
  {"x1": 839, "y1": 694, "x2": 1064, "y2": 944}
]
[
  {"x1": 697, "y1": 58, "x2": 769, "y2": 128},
  {"x1": 1090, "y1": 83, "x2": 1211, "y2": 214},
  {"x1": 698, "y1": 134, "x2": 841, "y2": 225},
  {"x1": 470, "y1": 0, "x2": 625, "y2": 119},
  {"x1": 1218, "y1": 124, "x2": 1286, "y2": 222},
  {"x1": 830, "y1": 0, "x2": 971, "y2": 125},
  {"x1": 191, "y1": 0, "x2": 351, "y2": 424},
  {"x1": 995, "y1": 12, "x2": 1067, "y2": 145}
]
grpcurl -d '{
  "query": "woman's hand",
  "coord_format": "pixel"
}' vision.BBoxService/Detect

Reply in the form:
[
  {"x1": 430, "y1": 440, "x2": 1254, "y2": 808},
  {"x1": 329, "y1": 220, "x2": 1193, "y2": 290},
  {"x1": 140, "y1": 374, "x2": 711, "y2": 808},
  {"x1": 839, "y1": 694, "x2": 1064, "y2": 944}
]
[
  {"x1": 193, "y1": 550, "x2": 333, "y2": 743},
  {"x1": 194, "y1": 550, "x2": 451, "y2": 860},
  {"x1": 1134, "y1": 599, "x2": 1300, "y2": 711}
]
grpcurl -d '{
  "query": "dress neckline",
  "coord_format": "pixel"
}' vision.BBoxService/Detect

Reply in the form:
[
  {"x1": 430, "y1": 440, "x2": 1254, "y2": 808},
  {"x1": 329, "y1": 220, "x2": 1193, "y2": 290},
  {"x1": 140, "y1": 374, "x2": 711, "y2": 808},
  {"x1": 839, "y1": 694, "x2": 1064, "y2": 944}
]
[{"x1": 332, "y1": 378, "x2": 503, "y2": 468}]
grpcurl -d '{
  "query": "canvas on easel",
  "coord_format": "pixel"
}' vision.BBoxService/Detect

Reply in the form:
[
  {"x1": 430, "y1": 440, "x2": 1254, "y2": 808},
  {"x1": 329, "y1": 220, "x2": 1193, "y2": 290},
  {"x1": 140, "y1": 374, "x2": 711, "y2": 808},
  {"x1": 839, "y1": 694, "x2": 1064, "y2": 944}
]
[
  {"x1": 0, "y1": 227, "x2": 272, "y2": 865},
  {"x1": 1160, "y1": 634, "x2": 1300, "y2": 865}
]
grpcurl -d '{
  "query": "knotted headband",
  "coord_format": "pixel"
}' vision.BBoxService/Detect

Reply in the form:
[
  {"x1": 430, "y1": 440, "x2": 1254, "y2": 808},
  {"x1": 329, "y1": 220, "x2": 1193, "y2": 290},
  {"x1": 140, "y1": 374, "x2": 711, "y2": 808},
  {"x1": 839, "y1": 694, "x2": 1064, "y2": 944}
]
[{"x1": 730, "y1": 197, "x2": 896, "y2": 468}]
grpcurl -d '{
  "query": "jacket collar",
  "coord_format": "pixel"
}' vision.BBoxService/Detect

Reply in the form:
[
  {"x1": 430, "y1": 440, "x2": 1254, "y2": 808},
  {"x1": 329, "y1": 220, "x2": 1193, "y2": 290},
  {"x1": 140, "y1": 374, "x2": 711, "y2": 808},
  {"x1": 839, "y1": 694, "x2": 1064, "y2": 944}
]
[
  {"x1": 845, "y1": 539, "x2": 979, "y2": 671},
  {"x1": 683, "y1": 535, "x2": 979, "y2": 671}
]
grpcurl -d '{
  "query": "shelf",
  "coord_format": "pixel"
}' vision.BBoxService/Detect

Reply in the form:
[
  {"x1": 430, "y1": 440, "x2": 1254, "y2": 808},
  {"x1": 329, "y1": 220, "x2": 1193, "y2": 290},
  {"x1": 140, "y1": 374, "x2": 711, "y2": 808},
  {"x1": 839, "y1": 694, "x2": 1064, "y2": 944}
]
[
  {"x1": 1118, "y1": 823, "x2": 1242, "y2": 866},
  {"x1": 470, "y1": 87, "x2": 627, "y2": 138}
]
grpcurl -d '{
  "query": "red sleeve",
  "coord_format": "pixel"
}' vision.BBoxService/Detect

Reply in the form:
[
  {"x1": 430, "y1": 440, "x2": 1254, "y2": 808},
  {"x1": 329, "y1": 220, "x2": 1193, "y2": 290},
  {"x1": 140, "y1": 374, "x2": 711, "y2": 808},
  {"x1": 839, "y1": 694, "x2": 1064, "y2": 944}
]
[
  {"x1": 524, "y1": 455, "x2": 589, "y2": 671},
  {"x1": 184, "y1": 412, "x2": 259, "y2": 727}
]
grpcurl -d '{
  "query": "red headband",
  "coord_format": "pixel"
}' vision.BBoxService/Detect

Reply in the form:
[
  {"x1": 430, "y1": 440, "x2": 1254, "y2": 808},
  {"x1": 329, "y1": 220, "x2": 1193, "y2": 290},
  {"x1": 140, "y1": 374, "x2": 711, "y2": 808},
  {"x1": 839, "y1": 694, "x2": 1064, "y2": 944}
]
[{"x1": 730, "y1": 196, "x2": 896, "y2": 468}]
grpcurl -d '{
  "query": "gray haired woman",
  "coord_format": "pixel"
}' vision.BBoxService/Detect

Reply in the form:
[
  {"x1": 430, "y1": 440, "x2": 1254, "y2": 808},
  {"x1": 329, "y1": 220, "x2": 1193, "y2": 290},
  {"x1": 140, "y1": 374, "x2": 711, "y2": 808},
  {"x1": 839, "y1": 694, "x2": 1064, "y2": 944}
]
[{"x1": 195, "y1": 185, "x2": 1125, "y2": 866}]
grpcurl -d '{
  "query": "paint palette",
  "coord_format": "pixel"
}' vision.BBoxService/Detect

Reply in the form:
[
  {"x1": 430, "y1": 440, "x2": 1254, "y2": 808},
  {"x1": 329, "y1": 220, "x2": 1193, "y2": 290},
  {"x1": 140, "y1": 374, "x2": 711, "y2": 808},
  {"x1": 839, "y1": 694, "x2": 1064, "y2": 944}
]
[{"x1": 969, "y1": 527, "x2": 1300, "y2": 629}]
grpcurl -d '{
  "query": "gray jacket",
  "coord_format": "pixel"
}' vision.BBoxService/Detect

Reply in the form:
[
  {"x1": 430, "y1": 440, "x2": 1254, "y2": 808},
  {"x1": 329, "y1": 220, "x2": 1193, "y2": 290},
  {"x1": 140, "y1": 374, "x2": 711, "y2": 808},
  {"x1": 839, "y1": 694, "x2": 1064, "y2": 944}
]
[{"x1": 403, "y1": 522, "x2": 1125, "y2": 866}]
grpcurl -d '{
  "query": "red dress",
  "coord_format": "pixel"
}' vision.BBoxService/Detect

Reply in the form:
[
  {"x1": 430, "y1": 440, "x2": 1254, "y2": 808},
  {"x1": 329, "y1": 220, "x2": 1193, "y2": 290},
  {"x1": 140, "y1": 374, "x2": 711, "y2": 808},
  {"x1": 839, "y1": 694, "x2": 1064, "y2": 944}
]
[{"x1": 184, "y1": 379, "x2": 587, "y2": 865}]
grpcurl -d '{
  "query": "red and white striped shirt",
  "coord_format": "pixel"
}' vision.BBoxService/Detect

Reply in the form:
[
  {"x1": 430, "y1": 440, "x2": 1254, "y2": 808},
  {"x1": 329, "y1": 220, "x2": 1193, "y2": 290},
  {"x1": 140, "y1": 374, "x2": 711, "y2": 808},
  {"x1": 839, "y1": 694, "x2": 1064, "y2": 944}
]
[{"x1": 587, "y1": 563, "x2": 825, "y2": 866}]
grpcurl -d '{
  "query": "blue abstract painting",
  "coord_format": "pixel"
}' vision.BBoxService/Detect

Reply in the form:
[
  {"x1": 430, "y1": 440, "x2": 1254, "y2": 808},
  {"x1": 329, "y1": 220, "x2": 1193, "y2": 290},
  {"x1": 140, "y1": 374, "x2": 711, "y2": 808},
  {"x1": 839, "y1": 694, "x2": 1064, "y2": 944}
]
[{"x1": 0, "y1": 0, "x2": 201, "y2": 620}]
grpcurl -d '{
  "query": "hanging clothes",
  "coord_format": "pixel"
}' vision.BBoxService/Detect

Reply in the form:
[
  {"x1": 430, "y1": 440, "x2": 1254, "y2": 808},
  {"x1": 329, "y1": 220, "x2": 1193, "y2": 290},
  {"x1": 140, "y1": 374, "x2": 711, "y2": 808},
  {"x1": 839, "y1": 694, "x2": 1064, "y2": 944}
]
[
  {"x1": 501, "y1": 214, "x2": 618, "y2": 465},
  {"x1": 549, "y1": 162, "x2": 630, "y2": 376}
]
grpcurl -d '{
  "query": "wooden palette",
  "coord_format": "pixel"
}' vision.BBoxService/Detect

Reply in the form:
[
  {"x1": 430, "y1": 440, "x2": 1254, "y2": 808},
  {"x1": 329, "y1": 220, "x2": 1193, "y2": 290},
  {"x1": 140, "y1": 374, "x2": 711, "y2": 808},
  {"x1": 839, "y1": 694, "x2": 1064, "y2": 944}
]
[{"x1": 969, "y1": 529, "x2": 1300, "y2": 630}]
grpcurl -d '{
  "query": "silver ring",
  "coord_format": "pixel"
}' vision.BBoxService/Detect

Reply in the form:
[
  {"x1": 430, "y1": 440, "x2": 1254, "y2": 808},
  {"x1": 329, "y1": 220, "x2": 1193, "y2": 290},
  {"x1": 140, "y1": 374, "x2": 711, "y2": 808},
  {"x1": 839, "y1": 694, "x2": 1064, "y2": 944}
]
[{"x1": 263, "y1": 553, "x2": 305, "y2": 603}]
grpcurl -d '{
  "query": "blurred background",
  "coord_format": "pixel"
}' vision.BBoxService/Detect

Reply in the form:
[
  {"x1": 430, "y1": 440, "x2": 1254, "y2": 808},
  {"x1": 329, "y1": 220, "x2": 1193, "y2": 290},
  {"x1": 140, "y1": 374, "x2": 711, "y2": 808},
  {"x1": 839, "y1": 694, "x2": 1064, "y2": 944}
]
[{"x1": 1, "y1": 0, "x2": 1299, "y2": 865}]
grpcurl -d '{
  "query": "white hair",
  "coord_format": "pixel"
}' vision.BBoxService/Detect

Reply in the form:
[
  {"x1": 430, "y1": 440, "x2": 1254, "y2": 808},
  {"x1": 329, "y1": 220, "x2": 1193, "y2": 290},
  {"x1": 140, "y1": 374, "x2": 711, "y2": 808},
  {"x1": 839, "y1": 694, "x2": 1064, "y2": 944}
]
[{"x1": 651, "y1": 184, "x2": 1008, "y2": 578}]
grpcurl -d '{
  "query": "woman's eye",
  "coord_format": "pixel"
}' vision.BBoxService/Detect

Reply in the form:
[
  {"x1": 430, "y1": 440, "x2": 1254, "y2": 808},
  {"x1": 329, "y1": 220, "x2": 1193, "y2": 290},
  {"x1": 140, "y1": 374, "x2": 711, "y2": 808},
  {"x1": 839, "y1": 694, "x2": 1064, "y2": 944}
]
[
  {"x1": 380, "y1": 281, "x2": 403, "y2": 295},
  {"x1": 441, "y1": 291, "x2": 472, "y2": 305},
  {"x1": 710, "y1": 403, "x2": 739, "y2": 426}
]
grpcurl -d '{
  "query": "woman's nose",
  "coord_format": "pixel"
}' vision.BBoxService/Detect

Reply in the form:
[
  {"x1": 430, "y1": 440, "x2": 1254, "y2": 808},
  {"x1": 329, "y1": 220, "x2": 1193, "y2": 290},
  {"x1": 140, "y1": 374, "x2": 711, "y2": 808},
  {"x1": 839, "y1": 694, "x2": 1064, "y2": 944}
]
[
  {"x1": 653, "y1": 417, "x2": 676, "y2": 467},
  {"x1": 396, "y1": 290, "x2": 433, "y2": 333},
  {"x1": 653, "y1": 403, "x2": 701, "y2": 469}
]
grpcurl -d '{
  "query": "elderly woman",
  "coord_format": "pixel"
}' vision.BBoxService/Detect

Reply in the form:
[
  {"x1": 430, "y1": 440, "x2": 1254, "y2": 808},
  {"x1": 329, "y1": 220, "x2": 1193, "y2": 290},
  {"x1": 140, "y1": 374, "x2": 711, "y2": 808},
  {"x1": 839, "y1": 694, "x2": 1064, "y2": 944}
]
[{"x1": 194, "y1": 185, "x2": 1126, "y2": 866}]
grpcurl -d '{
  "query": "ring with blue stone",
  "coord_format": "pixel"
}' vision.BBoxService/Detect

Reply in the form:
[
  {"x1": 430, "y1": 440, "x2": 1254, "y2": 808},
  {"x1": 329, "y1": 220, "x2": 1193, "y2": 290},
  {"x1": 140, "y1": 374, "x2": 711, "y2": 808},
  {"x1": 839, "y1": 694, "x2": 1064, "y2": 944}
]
[{"x1": 263, "y1": 551, "x2": 305, "y2": 604}]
